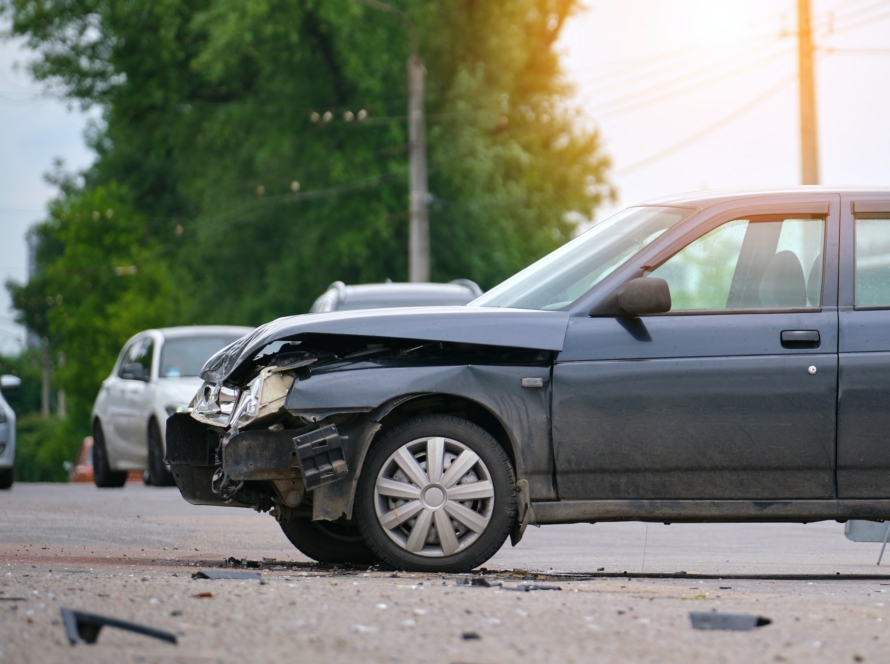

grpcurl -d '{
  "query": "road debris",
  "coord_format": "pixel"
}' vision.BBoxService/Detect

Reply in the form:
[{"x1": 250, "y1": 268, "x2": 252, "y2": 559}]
[
  {"x1": 689, "y1": 611, "x2": 772, "y2": 631},
  {"x1": 462, "y1": 631, "x2": 482, "y2": 640},
  {"x1": 352, "y1": 625, "x2": 378, "y2": 634},
  {"x1": 192, "y1": 570, "x2": 262, "y2": 580},
  {"x1": 226, "y1": 556, "x2": 263, "y2": 568},
  {"x1": 509, "y1": 583, "x2": 561, "y2": 592},
  {"x1": 193, "y1": 592, "x2": 214, "y2": 599},
  {"x1": 60, "y1": 607, "x2": 177, "y2": 646},
  {"x1": 456, "y1": 577, "x2": 501, "y2": 588}
]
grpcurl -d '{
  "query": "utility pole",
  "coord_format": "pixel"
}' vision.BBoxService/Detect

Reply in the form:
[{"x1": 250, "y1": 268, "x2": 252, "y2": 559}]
[
  {"x1": 798, "y1": 0, "x2": 820, "y2": 184},
  {"x1": 40, "y1": 340, "x2": 50, "y2": 419},
  {"x1": 355, "y1": 0, "x2": 429, "y2": 281},
  {"x1": 407, "y1": 54, "x2": 429, "y2": 282}
]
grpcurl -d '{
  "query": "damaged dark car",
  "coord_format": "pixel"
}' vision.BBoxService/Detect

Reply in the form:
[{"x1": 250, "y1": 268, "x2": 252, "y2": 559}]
[{"x1": 167, "y1": 187, "x2": 890, "y2": 572}]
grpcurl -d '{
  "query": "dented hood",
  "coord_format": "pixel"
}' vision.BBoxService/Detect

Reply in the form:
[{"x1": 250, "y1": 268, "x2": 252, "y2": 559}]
[{"x1": 201, "y1": 307, "x2": 570, "y2": 384}]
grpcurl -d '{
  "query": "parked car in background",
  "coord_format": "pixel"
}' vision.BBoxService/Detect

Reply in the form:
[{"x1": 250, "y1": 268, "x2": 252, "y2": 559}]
[
  {"x1": 309, "y1": 280, "x2": 482, "y2": 313},
  {"x1": 0, "y1": 374, "x2": 21, "y2": 489},
  {"x1": 65, "y1": 437, "x2": 142, "y2": 484},
  {"x1": 168, "y1": 187, "x2": 890, "y2": 573},
  {"x1": 91, "y1": 326, "x2": 252, "y2": 488}
]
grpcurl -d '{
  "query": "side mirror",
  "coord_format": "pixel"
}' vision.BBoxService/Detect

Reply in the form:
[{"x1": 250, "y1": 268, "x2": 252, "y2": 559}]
[
  {"x1": 0, "y1": 375, "x2": 21, "y2": 390},
  {"x1": 617, "y1": 278, "x2": 672, "y2": 315},
  {"x1": 121, "y1": 363, "x2": 148, "y2": 381}
]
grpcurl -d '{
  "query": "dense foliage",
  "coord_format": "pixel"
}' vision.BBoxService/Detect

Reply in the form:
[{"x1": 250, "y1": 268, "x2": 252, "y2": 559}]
[{"x1": 2, "y1": 0, "x2": 611, "y2": 476}]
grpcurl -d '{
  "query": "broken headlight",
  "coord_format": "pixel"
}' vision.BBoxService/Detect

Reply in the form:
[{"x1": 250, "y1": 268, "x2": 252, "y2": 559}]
[
  {"x1": 228, "y1": 368, "x2": 296, "y2": 430},
  {"x1": 190, "y1": 382, "x2": 238, "y2": 427}
]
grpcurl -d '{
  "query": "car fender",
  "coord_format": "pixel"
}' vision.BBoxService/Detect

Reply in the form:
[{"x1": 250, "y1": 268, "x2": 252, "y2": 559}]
[{"x1": 287, "y1": 364, "x2": 554, "y2": 521}]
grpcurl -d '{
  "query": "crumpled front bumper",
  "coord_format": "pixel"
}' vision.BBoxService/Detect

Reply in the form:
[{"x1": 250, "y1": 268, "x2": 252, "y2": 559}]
[{"x1": 165, "y1": 412, "x2": 351, "y2": 509}]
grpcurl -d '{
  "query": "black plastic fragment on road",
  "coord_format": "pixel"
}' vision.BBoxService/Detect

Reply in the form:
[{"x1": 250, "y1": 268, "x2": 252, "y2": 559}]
[
  {"x1": 225, "y1": 556, "x2": 263, "y2": 568},
  {"x1": 192, "y1": 570, "x2": 262, "y2": 580},
  {"x1": 689, "y1": 611, "x2": 771, "y2": 631},
  {"x1": 456, "y1": 577, "x2": 501, "y2": 588},
  {"x1": 60, "y1": 607, "x2": 178, "y2": 645},
  {"x1": 462, "y1": 631, "x2": 482, "y2": 640}
]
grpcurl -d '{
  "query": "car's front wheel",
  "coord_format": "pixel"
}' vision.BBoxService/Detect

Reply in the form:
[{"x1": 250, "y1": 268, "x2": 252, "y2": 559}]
[
  {"x1": 92, "y1": 421, "x2": 127, "y2": 488},
  {"x1": 147, "y1": 419, "x2": 175, "y2": 487},
  {"x1": 279, "y1": 516, "x2": 378, "y2": 565},
  {"x1": 0, "y1": 467, "x2": 13, "y2": 490},
  {"x1": 356, "y1": 415, "x2": 517, "y2": 573}
]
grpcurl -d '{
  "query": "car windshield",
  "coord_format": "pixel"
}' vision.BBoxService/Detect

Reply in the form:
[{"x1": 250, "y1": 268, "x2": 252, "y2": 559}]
[
  {"x1": 160, "y1": 335, "x2": 245, "y2": 378},
  {"x1": 471, "y1": 206, "x2": 695, "y2": 310}
]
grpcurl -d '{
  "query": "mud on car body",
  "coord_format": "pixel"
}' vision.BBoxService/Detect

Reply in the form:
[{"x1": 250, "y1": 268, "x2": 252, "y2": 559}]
[{"x1": 169, "y1": 187, "x2": 890, "y2": 573}]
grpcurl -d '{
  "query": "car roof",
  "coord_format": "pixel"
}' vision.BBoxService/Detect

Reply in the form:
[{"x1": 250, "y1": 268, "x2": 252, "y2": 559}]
[
  {"x1": 154, "y1": 325, "x2": 254, "y2": 340},
  {"x1": 338, "y1": 283, "x2": 478, "y2": 309},
  {"x1": 638, "y1": 185, "x2": 890, "y2": 210}
]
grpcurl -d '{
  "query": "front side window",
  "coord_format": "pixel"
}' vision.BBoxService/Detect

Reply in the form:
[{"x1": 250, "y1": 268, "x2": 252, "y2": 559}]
[
  {"x1": 118, "y1": 339, "x2": 146, "y2": 379},
  {"x1": 855, "y1": 217, "x2": 890, "y2": 307},
  {"x1": 472, "y1": 206, "x2": 695, "y2": 310},
  {"x1": 649, "y1": 215, "x2": 824, "y2": 311},
  {"x1": 136, "y1": 339, "x2": 154, "y2": 377}
]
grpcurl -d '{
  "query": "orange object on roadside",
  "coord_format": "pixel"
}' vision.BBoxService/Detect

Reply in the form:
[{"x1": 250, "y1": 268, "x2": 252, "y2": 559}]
[{"x1": 68, "y1": 437, "x2": 143, "y2": 484}]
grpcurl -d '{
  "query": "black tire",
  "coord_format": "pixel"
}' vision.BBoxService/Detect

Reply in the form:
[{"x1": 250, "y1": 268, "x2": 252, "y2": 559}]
[
  {"x1": 92, "y1": 420, "x2": 127, "y2": 488},
  {"x1": 0, "y1": 467, "x2": 13, "y2": 490},
  {"x1": 147, "y1": 419, "x2": 175, "y2": 486},
  {"x1": 279, "y1": 516, "x2": 379, "y2": 565},
  {"x1": 356, "y1": 415, "x2": 517, "y2": 573}
]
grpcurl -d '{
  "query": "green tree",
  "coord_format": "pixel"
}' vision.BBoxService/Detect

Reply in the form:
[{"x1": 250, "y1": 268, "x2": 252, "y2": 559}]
[
  {"x1": 8, "y1": 179, "x2": 182, "y2": 436},
  {"x1": 2, "y1": 0, "x2": 612, "y2": 470}
]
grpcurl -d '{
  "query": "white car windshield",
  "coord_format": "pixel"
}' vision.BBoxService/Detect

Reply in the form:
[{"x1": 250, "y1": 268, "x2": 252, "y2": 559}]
[
  {"x1": 160, "y1": 336, "x2": 245, "y2": 378},
  {"x1": 471, "y1": 206, "x2": 695, "y2": 310}
]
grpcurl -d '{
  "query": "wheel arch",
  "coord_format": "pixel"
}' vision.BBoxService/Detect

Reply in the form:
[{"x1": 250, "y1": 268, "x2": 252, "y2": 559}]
[
  {"x1": 288, "y1": 363, "x2": 555, "y2": 521},
  {"x1": 312, "y1": 387, "x2": 544, "y2": 522},
  {"x1": 373, "y1": 393, "x2": 518, "y2": 474}
]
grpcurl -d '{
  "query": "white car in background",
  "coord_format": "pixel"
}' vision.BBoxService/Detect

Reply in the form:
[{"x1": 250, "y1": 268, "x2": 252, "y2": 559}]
[
  {"x1": 91, "y1": 326, "x2": 252, "y2": 487},
  {"x1": 0, "y1": 374, "x2": 21, "y2": 490}
]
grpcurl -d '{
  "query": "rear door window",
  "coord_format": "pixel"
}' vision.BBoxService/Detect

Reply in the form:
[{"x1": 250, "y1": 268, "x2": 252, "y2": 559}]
[{"x1": 855, "y1": 217, "x2": 890, "y2": 307}]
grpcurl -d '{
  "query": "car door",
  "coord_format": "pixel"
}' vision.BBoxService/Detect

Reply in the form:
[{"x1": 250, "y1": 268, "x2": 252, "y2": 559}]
[
  {"x1": 118, "y1": 336, "x2": 154, "y2": 461},
  {"x1": 552, "y1": 196, "x2": 840, "y2": 501},
  {"x1": 837, "y1": 196, "x2": 890, "y2": 498},
  {"x1": 104, "y1": 337, "x2": 143, "y2": 459}
]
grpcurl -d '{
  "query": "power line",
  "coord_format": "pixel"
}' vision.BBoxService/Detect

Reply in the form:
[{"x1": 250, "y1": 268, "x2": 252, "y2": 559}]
[
  {"x1": 568, "y1": 0, "x2": 884, "y2": 101},
  {"x1": 573, "y1": 13, "x2": 789, "y2": 85},
  {"x1": 590, "y1": 44, "x2": 793, "y2": 118},
  {"x1": 578, "y1": 34, "x2": 781, "y2": 97},
  {"x1": 615, "y1": 76, "x2": 794, "y2": 176},
  {"x1": 820, "y1": 0, "x2": 890, "y2": 31},
  {"x1": 823, "y1": 47, "x2": 890, "y2": 53},
  {"x1": 830, "y1": 6, "x2": 890, "y2": 32}
]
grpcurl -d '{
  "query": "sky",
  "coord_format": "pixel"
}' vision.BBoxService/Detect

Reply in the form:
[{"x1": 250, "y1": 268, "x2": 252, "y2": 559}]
[
  {"x1": 0, "y1": 0, "x2": 888, "y2": 354},
  {"x1": 0, "y1": 32, "x2": 96, "y2": 354},
  {"x1": 559, "y1": 0, "x2": 890, "y2": 218}
]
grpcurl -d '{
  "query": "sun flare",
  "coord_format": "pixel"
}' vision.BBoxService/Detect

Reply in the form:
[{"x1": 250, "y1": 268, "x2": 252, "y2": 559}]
[{"x1": 681, "y1": 0, "x2": 764, "y2": 46}]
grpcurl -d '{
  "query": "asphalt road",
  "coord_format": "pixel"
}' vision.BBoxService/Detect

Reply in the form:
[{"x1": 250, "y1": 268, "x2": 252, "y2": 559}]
[{"x1": 3, "y1": 483, "x2": 890, "y2": 663}]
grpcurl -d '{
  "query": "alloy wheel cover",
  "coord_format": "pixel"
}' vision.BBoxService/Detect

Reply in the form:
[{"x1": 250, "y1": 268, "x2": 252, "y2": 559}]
[{"x1": 373, "y1": 436, "x2": 495, "y2": 558}]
